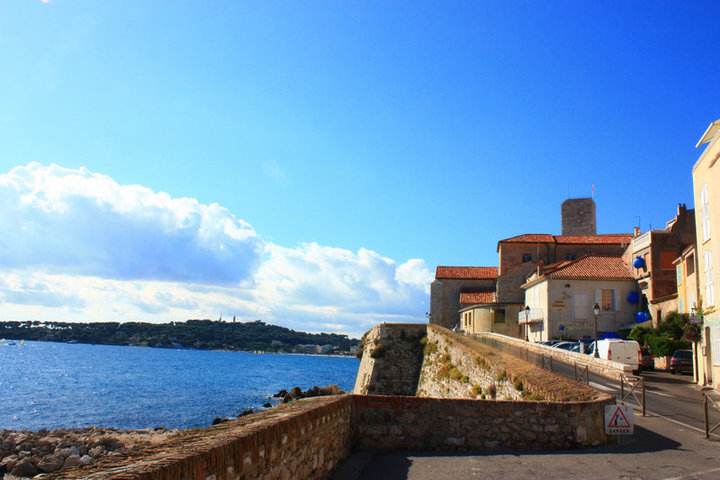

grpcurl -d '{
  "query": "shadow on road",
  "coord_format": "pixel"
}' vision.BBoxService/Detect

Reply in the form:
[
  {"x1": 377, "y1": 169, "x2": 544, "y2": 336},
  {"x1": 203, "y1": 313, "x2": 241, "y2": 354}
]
[{"x1": 336, "y1": 425, "x2": 682, "y2": 480}]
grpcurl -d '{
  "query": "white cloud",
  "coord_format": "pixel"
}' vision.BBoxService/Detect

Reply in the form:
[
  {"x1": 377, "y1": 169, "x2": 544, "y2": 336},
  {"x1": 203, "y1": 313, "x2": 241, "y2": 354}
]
[{"x1": 0, "y1": 163, "x2": 431, "y2": 336}]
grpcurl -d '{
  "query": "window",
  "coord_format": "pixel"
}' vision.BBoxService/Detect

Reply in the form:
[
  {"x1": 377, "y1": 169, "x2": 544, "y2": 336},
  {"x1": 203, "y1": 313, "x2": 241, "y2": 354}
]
[
  {"x1": 705, "y1": 251, "x2": 714, "y2": 306},
  {"x1": 676, "y1": 263, "x2": 683, "y2": 286},
  {"x1": 565, "y1": 253, "x2": 577, "y2": 261},
  {"x1": 495, "y1": 309, "x2": 506, "y2": 323},
  {"x1": 701, "y1": 184, "x2": 711, "y2": 242},
  {"x1": 712, "y1": 326, "x2": 720, "y2": 365},
  {"x1": 522, "y1": 253, "x2": 532, "y2": 263},
  {"x1": 687, "y1": 254, "x2": 695, "y2": 276},
  {"x1": 601, "y1": 289, "x2": 616, "y2": 311}
]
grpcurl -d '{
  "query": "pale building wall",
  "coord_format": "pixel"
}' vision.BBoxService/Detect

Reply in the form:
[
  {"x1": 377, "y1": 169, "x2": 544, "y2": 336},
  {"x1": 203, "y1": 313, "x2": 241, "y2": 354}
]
[
  {"x1": 524, "y1": 279, "x2": 637, "y2": 341},
  {"x1": 693, "y1": 124, "x2": 720, "y2": 388}
]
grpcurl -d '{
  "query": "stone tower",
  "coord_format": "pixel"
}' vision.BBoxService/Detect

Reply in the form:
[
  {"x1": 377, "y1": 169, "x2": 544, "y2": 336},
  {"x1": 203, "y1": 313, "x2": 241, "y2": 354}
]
[{"x1": 561, "y1": 198, "x2": 597, "y2": 235}]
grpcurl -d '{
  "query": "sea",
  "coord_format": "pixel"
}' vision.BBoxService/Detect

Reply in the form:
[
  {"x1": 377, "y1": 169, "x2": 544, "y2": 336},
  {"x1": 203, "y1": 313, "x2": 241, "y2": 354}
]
[{"x1": 0, "y1": 341, "x2": 359, "y2": 431}]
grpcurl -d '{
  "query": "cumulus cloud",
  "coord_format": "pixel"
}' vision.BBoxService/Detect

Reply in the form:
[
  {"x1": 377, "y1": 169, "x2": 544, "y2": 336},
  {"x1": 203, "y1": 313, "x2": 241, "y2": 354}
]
[
  {"x1": 0, "y1": 163, "x2": 432, "y2": 335},
  {"x1": 0, "y1": 163, "x2": 261, "y2": 284}
]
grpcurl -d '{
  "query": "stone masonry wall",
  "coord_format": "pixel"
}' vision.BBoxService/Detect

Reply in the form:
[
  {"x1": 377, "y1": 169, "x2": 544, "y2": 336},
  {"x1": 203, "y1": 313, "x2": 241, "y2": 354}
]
[
  {"x1": 472, "y1": 331, "x2": 633, "y2": 381},
  {"x1": 417, "y1": 327, "x2": 522, "y2": 400},
  {"x1": 353, "y1": 395, "x2": 610, "y2": 451},
  {"x1": 66, "y1": 396, "x2": 354, "y2": 480},
  {"x1": 353, "y1": 323, "x2": 426, "y2": 395}
]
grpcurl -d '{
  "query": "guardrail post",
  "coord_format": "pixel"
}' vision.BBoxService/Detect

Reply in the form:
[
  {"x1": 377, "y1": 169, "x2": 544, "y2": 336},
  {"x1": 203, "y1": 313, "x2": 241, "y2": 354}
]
[
  {"x1": 549, "y1": 356, "x2": 553, "y2": 371},
  {"x1": 585, "y1": 365, "x2": 589, "y2": 384},
  {"x1": 705, "y1": 394, "x2": 710, "y2": 439},
  {"x1": 574, "y1": 362, "x2": 577, "y2": 380},
  {"x1": 620, "y1": 376, "x2": 624, "y2": 402},
  {"x1": 642, "y1": 379, "x2": 646, "y2": 417}
]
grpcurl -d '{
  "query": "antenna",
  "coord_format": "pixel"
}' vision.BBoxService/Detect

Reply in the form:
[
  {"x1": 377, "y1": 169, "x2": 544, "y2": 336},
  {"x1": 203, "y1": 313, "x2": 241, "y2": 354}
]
[{"x1": 591, "y1": 184, "x2": 596, "y2": 199}]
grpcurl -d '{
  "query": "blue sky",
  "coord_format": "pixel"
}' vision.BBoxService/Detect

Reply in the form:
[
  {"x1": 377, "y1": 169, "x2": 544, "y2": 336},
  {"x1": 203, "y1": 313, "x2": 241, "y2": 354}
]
[{"x1": 0, "y1": 1, "x2": 719, "y2": 334}]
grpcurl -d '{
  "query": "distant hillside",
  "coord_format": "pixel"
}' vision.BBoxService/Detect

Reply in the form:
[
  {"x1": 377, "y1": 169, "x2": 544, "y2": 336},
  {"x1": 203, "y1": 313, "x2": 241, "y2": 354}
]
[{"x1": 0, "y1": 320, "x2": 359, "y2": 354}]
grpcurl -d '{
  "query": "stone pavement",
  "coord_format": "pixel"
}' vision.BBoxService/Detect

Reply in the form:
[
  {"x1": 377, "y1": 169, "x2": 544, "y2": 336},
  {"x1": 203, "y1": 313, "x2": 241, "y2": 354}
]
[{"x1": 333, "y1": 413, "x2": 720, "y2": 480}]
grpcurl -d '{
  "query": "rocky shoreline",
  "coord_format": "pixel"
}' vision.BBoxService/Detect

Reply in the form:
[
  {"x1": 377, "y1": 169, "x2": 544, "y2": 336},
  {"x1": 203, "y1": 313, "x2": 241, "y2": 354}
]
[
  {"x1": 0, "y1": 427, "x2": 179, "y2": 479},
  {"x1": 0, "y1": 385, "x2": 344, "y2": 479}
]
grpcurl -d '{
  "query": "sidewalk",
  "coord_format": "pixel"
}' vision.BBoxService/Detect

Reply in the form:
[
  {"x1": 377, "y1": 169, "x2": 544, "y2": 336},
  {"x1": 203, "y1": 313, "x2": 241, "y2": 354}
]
[{"x1": 336, "y1": 414, "x2": 720, "y2": 480}]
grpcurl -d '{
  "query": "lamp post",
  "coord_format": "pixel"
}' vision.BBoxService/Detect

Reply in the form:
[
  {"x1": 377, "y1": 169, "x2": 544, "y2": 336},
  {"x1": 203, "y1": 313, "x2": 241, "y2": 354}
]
[
  {"x1": 524, "y1": 305, "x2": 531, "y2": 342},
  {"x1": 593, "y1": 303, "x2": 600, "y2": 358}
]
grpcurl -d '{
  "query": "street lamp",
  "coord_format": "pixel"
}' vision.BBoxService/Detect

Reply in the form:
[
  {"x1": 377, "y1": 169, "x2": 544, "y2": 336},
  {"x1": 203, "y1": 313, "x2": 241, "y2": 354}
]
[
  {"x1": 593, "y1": 303, "x2": 601, "y2": 358},
  {"x1": 524, "y1": 305, "x2": 531, "y2": 342}
]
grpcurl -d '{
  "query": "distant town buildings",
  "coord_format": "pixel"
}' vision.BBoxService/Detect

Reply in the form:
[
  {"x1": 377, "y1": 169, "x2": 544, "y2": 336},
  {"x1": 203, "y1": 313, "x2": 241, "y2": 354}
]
[{"x1": 430, "y1": 116, "x2": 720, "y2": 391}]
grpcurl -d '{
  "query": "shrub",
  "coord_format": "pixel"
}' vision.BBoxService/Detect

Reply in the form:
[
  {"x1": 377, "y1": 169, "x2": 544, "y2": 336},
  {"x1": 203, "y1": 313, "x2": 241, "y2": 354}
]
[
  {"x1": 475, "y1": 356, "x2": 488, "y2": 369},
  {"x1": 658, "y1": 312, "x2": 687, "y2": 339},
  {"x1": 449, "y1": 366, "x2": 463, "y2": 381},
  {"x1": 513, "y1": 377, "x2": 524, "y2": 392},
  {"x1": 495, "y1": 369, "x2": 508, "y2": 382},
  {"x1": 470, "y1": 384, "x2": 482, "y2": 397},
  {"x1": 647, "y1": 333, "x2": 690, "y2": 357},
  {"x1": 461, "y1": 375, "x2": 470, "y2": 384},
  {"x1": 628, "y1": 325, "x2": 652, "y2": 345}
]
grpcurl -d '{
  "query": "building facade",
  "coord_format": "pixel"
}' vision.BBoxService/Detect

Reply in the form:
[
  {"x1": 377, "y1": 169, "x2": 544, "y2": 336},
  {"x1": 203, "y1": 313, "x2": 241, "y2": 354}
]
[
  {"x1": 694, "y1": 120, "x2": 720, "y2": 388},
  {"x1": 622, "y1": 204, "x2": 696, "y2": 327},
  {"x1": 430, "y1": 266, "x2": 497, "y2": 329},
  {"x1": 521, "y1": 256, "x2": 637, "y2": 342}
]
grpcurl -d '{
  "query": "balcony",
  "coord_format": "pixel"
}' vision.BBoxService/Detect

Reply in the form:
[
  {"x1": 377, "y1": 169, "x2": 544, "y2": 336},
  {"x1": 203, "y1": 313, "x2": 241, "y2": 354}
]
[{"x1": 518, "y1": 308, "x2": 544, "y2": 324}]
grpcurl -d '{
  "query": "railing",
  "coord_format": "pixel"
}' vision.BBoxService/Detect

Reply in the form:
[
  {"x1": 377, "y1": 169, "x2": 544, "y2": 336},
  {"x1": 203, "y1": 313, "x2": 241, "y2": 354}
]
[
  {"x1": 619, "y1": 374, "x2": 646, "y2": 417},
  {"x1": 702, "y1": 387, "x2": 720, "y2": 439}
]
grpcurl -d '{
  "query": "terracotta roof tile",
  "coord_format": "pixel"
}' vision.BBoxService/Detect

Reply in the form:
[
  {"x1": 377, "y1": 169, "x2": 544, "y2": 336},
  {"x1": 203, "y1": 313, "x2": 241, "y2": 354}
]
[
  {"x1": 497, "y1": 233, "x2": 632, "y2": 249},
  {"x1": 541, "y1": 255, "x2": 633, "y2": 280},
  {"x1": 459, "y1": 291, "x2": 497, "y2": 305},
  {"x1": 435, "y1": 266, "x2": 498, "y2": 280}
]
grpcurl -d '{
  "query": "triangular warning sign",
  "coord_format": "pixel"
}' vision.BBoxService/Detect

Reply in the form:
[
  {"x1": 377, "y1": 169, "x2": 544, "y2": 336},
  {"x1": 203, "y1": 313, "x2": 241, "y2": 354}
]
[{"x1": 608, "y1": 405, "x2": 630, "y2": 428}]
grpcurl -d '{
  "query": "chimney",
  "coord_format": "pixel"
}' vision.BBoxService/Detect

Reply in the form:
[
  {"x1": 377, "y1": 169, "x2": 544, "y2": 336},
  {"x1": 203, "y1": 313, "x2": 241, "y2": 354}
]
[
  {"x1": 677, "y1": 203, "x2": 686, "y2": 215},
  {"x1": 633, "y1": 226, "x2": 641, "y2": 238}
]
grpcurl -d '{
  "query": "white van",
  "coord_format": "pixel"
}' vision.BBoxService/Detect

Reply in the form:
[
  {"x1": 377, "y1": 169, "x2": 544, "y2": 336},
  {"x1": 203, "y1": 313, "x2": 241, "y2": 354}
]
[{"x1": 588, "y1": 339, "x2": 641, "y2": 373}]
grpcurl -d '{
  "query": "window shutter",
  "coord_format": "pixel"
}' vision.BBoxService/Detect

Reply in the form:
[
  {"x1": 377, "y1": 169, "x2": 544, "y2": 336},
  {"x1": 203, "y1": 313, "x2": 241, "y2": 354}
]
[{"x1": 612, "y1": 289, "x2": 618, "y2": 312}]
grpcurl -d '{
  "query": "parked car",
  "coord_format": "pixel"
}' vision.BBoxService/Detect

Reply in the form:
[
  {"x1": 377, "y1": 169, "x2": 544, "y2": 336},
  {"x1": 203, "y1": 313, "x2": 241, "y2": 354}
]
[
  {"x1": 640, "y1": 347, "x2": 654, "y2": 371},
  {"x1": 552, "y1": 341, "x2": 579, "y2": 352},
  {"x1": 670, "y1": 349, "x2": 693, "y2": 375},
  {"x1": 537, "y1": 340, "x2": 561, "y2": 347},
  {"x1": 587, "y1": 339, "x2": 641, "y2": 373}
]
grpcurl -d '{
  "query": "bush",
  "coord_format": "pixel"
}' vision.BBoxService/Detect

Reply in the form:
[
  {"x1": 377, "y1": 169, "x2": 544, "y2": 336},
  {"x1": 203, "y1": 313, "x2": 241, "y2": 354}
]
[
  {"x1": 495, "y1": 370, "x2": 508, "y2": 382},
  {"x1": 658, "y1": 312, "x2": 687, "y2": 339},
  {"x1": 449, "y1": 366, "x2": 463, "y2": 381},
  {"x1": 647, "y1": 333, "x2": 690, "y2": 357},
  {"x1": 628, "y1": 325, "x2": 653, "y2": 345},
  {"x1": 487, "y1": 383, "x2": 497, "y2": 399},
  {"x1": 513, "y1": 377, "x2": 524, "y2": 392}
]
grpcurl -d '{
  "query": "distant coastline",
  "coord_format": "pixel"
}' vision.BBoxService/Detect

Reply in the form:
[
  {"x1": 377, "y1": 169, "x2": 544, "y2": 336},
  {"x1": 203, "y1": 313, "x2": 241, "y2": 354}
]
[{"x1": 0, "y1": 319, "x2": 360, "y2": 356}]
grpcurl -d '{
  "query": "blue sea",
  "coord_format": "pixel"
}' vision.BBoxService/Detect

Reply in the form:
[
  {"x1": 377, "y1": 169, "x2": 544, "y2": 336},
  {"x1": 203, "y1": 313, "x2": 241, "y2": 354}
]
[{"x1": 0, "y1": 341, "x2": 359, "y2": 431}]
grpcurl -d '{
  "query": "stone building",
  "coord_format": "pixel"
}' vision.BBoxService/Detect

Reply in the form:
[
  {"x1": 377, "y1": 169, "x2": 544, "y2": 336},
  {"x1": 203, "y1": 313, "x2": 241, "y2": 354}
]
[
  {"x1": 693, "y1": 119, "x2": 720, "y2": 389},
  {"x1": 521, "y1": 256, "x2": 637, "y2": 342},
  {"x1": 622, "y1": 204, "x2": 696, "y2": 327},
  {"x1": 561, "y1": 198, "x2": 597, "y2": 235},
  {"x1": 430, "y1": 199, "x2": 632, "y2": 335},
  {"x1": 430, "y1": 266, "x2": 497, "y2": 329}
]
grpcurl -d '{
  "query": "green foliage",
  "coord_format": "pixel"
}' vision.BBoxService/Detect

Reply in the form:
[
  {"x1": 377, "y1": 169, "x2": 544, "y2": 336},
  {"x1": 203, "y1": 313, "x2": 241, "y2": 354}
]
[
  {"x1": 461, "y1": 375, "x2": 470, "y2": 384},
  {"x1": 647, "y1": 333, "x2": 690, "y2": 357},
  {"x1": 658, "y1": 312, "x2": 687, "y2": 339},
  {"x1": 470, "y1": 384, "x2": 482, "y2": 397},
  {"x1": 448, "y1": 366, "x2": 463, "y2": 381},
  {"x1": 0, "y1": 320, "x2": 359, "y2": 353},
  {"x1": 628, "y1": 325, "x2": 653, "y2": 345}
]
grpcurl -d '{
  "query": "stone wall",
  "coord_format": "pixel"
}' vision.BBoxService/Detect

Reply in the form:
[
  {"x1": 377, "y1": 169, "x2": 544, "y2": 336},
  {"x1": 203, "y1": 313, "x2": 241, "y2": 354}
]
[
  {"x1": 473, "y1": 331, "x2": 633, "y2": 380},
  {"x1": 417, "y1": 326, "x2": 523, "y2": 400},
  {"x1": 66, "y1": 396, "x2": 354, "y2": 480},
  {"x1": 420, "y1": 325, "x2": 603, "y2": 402},
  {"x1": 353, "y1": 323, "x2": 426, "y2": 395},
  {"x1": 353, "y1": 395, "x2": 610, "y2": 451}
]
